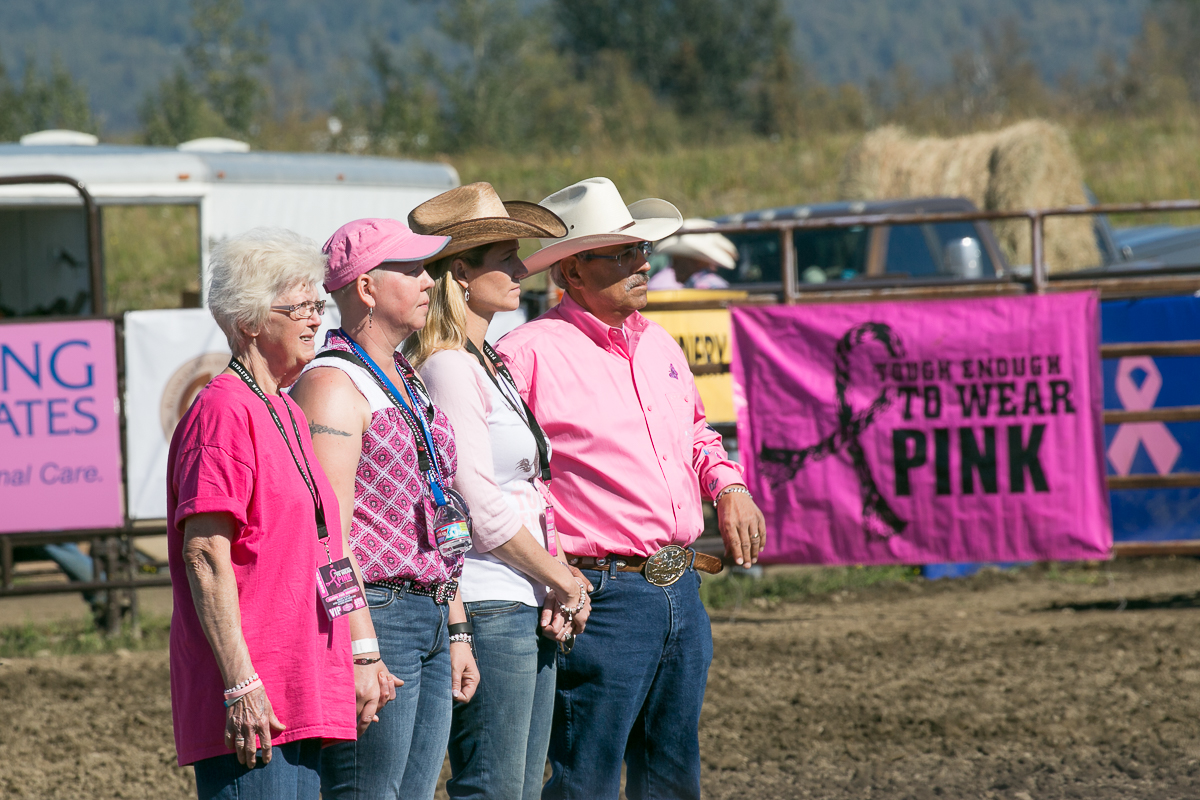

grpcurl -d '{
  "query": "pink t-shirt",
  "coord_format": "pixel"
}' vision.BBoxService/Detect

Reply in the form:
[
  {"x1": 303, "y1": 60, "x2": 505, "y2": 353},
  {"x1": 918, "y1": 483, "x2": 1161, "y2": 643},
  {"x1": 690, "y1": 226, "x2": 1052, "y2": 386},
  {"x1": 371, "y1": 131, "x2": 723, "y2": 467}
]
[{"x1": 166, "y1": 374, "x2": 356, "y2": 766}]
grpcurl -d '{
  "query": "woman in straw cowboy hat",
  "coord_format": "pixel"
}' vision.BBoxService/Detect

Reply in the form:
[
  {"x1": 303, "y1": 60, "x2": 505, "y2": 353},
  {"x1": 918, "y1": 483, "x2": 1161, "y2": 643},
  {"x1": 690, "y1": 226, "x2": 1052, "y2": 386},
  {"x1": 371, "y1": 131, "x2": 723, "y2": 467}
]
[
  {"x1": 403, "y1": 183, "x2": 592, "y2": 800},
  {"x1": 495, "y1": 177, "x2": 765, "y2": 800},
  {"x1": 289, "y1": 218, "x2": 480, "y2": 800}
]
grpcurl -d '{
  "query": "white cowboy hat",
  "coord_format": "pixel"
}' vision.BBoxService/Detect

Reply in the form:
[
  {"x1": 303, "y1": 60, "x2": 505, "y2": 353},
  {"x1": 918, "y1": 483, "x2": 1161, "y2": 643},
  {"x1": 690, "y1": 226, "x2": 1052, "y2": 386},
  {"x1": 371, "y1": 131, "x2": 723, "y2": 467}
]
[
  {"x1": 653, "y1": 219, "x2": 739, "y2": 270},
  {"x1": 522, "y1": 177, "x2": 683, "y2": 274}
]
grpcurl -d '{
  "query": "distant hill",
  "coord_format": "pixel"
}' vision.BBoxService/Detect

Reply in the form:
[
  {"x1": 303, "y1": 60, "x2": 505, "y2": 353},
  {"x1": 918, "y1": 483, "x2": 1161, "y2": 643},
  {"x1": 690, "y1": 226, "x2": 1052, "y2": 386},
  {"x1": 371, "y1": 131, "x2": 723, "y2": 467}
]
[{"x1": 0, "y1": 0, "x2": 1149, "y2": 133}]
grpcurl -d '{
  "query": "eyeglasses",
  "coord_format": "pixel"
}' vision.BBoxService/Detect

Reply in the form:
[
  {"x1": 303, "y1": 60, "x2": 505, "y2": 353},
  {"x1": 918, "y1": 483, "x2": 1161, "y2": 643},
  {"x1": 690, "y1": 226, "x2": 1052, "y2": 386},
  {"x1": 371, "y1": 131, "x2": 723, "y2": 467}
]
[
  {"x1": 271, "y1": 300, "x2": 326, "y2": 320},
  {"x1": 579, "y1": 241, "x2": 653, "y2": 269}
]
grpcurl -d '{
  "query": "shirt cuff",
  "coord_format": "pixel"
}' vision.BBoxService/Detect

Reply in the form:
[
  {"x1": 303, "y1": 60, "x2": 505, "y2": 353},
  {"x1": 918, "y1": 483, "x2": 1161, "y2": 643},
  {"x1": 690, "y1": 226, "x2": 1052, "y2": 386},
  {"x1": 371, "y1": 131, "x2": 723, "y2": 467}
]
[
  {"x1": 702, "y1": 463, "x2": 746, "y2": 502},
  {"x1": 174, "y1": 497, "x2": 247, "y2": 533}
]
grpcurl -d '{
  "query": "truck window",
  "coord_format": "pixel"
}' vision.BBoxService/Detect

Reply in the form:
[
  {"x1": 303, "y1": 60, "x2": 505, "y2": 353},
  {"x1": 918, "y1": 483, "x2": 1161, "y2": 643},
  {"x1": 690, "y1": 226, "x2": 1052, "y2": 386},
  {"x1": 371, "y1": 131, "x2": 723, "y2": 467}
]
[
  {"x1": 884, "y1": 222, "x2": 996, "y2": 279},
  {"x1": 724, "y1": 226, "x2": 870, "y2": 286},
  {"x1": 883, "y1": 224, "x2": 940, "y2": 277},
  {"x1": 0, "y1": 207, "x2": 93, "y2": 317},
  {"x1": 725, "y1": 231, "x2": 782, "y2": 283},
  {"x1": 929, "y1": 221, "x2": 996, "y2": 278},
  {"x1": 795, "y1": 226, "x2": 869, "y2": 284}
]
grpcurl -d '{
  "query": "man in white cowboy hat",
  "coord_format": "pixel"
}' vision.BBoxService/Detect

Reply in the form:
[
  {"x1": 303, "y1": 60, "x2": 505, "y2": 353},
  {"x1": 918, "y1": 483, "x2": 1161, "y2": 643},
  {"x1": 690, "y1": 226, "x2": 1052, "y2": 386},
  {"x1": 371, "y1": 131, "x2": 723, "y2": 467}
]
[
  {"x1": 495, "y1": 177, "x2": 766, "y2": 800},
  {"x1": 647, "y1": 218, "x2": 739, "y2": 290}
]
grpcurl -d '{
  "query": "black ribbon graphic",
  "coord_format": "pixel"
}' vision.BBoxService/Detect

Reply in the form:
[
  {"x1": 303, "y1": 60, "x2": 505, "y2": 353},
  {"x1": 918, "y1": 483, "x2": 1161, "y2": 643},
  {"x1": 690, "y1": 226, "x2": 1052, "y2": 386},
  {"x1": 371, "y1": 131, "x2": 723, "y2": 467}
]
[{"x1": 759, "y1": 322, "x2": 908, "y2": 537}]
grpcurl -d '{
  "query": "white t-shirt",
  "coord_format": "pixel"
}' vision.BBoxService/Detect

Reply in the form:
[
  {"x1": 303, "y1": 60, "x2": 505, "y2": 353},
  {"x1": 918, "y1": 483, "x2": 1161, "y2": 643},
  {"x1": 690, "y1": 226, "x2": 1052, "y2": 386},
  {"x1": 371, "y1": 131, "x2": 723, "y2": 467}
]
[{"x1": 419, "y1": 348, "x2": 553, "y2": 606}]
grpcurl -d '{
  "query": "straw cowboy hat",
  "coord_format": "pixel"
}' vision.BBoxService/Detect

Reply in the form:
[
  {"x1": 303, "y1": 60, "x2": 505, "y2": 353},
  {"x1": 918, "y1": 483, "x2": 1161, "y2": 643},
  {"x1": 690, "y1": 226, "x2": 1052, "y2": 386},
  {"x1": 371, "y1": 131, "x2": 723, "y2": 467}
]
[
  {"x1": 408, "y1": 182, "x2": 567, "y2": 262},
  {"x1": 653, "y1": 218, "x2": 739, "y2": 270},
  {"x1": 522, "y1": 177, "x2": 683, "y2": 274}
]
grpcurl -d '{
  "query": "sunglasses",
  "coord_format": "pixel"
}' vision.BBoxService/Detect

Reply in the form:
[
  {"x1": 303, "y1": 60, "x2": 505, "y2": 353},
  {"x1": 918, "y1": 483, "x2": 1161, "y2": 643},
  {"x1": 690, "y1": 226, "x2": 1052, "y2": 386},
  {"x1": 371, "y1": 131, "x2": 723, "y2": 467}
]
[{"x1": 579, "y1": 241, "x2": 653, "y2": 269}]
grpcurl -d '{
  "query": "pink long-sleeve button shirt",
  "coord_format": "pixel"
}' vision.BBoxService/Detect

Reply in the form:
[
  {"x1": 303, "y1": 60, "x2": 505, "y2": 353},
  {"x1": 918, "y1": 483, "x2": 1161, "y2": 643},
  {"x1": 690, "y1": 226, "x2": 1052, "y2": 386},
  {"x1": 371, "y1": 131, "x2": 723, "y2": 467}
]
[{"x1": 496, "y1": 292, "x2": 744, "y2": 559}]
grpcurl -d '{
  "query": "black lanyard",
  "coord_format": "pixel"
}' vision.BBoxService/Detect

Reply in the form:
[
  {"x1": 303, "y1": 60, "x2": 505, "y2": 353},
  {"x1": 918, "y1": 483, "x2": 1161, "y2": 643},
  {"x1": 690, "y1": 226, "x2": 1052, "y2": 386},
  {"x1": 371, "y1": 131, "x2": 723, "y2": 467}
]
[
  {"x1": 464, "y1": 339, "x2": 552, "y2": 484},
  {"x1": 315, "y1": 330, "x2": 451, "y2": 506},
  {"x1": 227, "y1": 358, "x2": 329, "y2": 547}
]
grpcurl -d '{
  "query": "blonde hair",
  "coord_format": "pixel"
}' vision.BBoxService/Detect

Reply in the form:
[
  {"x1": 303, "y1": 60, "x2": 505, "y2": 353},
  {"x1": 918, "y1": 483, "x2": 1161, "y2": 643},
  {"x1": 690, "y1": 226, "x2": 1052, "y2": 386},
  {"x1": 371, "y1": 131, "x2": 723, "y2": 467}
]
[
  {"x1": 403, "y1": 244, "x2": 491, "y2": 368},
  {"x1": 207, "y1": 227, "x2": 326, "y2": 354}
]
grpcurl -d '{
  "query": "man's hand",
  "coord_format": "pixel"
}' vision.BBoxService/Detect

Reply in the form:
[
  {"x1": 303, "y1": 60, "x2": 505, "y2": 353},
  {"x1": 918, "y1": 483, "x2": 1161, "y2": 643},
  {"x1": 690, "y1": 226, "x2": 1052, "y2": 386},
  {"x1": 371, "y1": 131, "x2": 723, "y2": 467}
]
[{"x1": 717, "y1": 487, "x2": 766, "y2": 568}]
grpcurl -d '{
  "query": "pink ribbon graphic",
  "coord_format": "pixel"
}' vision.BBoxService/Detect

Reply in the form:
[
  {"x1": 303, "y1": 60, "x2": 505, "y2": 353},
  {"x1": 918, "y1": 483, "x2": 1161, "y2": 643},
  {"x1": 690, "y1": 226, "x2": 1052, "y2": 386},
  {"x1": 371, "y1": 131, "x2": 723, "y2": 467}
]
[{"x1": 1107, "y1": 356, "x2": 1181, "y2": 477}]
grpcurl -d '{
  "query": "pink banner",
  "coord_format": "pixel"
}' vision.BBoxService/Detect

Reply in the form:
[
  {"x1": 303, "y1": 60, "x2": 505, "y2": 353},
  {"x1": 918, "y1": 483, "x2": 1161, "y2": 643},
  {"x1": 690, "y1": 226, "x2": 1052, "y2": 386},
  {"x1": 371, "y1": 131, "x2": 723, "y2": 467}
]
[
  {"x1": 731, "y1": 293, "x2": 1111, "y2": 564},
  {"x1": 0, "y1": 320, "x2": 124, "y2": 533}
]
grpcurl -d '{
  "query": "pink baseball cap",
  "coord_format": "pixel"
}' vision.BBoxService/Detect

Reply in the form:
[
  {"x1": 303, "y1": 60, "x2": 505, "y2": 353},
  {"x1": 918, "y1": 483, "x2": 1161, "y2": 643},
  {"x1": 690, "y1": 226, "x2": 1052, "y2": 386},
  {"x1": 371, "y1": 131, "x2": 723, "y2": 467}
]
[{"x1": 322, "y1": 218, "x2": 450, "y2": 292}]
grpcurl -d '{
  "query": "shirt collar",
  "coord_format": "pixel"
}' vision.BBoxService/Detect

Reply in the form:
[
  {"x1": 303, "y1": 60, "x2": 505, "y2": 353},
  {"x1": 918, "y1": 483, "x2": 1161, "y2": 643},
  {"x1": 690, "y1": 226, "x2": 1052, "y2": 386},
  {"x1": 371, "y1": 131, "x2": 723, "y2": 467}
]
[{"x1": 557, "y1": 291, "x2": 648, "y2": 356}]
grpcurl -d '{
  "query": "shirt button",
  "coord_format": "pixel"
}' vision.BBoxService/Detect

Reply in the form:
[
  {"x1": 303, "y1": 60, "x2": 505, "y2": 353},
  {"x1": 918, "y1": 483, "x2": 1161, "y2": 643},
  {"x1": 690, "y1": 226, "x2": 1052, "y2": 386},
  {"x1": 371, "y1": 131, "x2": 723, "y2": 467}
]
[
  {"x1": 647, "y1": 405, "x2": 652, "y2": 412},
  {"x1": 662, "y1": 454, "x2": 668, "y2": 461},
  {"x1": 676, "y1": 503, "x2": 683, "y2": 509}
]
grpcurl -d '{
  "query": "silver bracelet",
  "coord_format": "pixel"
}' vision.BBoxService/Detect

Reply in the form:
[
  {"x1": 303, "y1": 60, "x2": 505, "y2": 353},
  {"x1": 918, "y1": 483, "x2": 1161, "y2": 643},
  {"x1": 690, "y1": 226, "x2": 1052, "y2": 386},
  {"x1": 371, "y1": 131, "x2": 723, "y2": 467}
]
[
  {"x1": 713, "y1": 485, "x2": 752, "y2": 507},
  {"x1": 558, "y1": 578, "x2": 588, "y2": 616},
  {"x1": 449, "y1": 632, "x2": 473, "y2": 645}
]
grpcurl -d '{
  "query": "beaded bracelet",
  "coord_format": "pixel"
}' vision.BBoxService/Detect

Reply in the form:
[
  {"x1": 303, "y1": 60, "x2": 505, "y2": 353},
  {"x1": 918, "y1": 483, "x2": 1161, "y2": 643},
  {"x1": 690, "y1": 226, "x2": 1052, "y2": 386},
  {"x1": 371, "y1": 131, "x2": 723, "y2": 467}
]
[
  {"x1": 223, "y1": 677, "x2": 263, "y2": 707},
  {"x1": 224, "y1": 672, "x2": 259, "y2": 696},
  {"x1": 558, "y1": 578, "x2": 588, "y2": 616}
]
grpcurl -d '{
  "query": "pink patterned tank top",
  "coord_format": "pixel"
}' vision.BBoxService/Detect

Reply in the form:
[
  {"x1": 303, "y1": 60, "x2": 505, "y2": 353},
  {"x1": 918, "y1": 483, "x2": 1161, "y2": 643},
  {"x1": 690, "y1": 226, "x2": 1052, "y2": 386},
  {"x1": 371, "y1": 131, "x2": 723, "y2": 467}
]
[{"x1": 321, "y1": 333, "x2": 462, "y2": 585}]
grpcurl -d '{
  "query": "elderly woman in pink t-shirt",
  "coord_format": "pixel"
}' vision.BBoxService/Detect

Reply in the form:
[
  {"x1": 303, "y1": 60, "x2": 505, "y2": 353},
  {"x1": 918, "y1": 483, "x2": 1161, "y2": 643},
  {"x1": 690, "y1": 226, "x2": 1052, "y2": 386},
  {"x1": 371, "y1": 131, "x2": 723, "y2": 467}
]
[{"x1": 167, "y1": 228, "x2": 395, "y2": 800}]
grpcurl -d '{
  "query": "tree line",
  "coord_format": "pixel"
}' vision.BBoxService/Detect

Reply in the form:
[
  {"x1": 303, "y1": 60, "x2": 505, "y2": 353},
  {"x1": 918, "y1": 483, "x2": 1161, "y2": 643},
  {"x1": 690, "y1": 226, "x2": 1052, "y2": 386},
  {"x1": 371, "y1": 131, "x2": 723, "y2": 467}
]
[{"x1": 6, "y1": 0, "x2": 1200, "y2": 154}]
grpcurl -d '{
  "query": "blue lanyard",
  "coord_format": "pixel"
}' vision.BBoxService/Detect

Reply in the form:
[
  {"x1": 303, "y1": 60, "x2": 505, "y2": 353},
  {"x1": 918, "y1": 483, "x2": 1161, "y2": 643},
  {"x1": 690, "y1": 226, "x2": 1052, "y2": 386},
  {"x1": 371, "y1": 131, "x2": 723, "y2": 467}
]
[{"x1": 337, "y1": 331, "x2": 450, "y2": 507}]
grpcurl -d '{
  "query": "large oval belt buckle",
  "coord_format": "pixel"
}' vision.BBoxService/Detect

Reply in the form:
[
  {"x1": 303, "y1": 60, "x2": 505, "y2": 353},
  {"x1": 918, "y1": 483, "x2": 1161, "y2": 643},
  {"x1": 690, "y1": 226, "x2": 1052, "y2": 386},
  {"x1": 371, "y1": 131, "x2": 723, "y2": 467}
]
[{"x1": 643, "y1": 545, "x2": 688, "y2": 587}]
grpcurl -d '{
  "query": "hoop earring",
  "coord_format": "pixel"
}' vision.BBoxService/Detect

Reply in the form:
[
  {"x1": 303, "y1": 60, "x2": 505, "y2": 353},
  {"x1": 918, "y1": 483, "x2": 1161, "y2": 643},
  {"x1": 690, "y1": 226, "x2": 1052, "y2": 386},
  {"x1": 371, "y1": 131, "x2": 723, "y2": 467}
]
[
  {"x1": 464, "y1": 286, "x2": 471, "y2": 303},
  {"x1": 368, "y1": 306, "x2": 374, "y2": 327}
]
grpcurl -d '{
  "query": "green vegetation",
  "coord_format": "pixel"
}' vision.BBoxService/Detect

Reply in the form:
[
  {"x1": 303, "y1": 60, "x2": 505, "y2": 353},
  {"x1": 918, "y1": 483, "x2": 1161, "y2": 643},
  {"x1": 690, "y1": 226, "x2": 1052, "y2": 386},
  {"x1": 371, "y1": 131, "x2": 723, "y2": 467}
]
[
  {"x1": 0, "y1": 56, "x2": 96, "y2": 140},
  {"x1": 0, "y1": 0, "x2": 1149, "y2": 133},
  {"x1": 699, "y1": 565, "x2": 919, "y2": 610},
  {"x1": 0, "y1": 614, "x2": 171, "y2": 658},
  {"x1": 103, "y1": 205, "x2": 202, "y2": 315}
]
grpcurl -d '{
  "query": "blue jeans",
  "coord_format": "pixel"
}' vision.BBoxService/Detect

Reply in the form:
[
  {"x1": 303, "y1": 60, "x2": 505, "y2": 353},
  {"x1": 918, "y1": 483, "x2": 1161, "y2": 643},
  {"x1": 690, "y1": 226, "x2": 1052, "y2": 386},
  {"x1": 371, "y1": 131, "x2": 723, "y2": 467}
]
[
  {"x1": 447, "y1": 600, "x2": 557, "y2": 800},
  {"x1": 544, "y1": 566, "x2": 712, "y2": 800},
  {"x1": 14, "y1": 543, "x2": 98, "y2": 603},
  {"x1": 193, "y1": 738, "x2": 321, "y2": 800},
  {"x1": 320, "y1": 587, "x2": 453, "y2": 800}
]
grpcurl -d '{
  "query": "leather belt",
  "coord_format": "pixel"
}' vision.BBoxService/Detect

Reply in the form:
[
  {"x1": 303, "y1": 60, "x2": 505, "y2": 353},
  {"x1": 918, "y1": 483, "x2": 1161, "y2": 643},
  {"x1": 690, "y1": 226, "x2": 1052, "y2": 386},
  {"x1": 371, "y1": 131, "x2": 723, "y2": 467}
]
[{"x1": 566, "y1": 545, "x2": 723, "y2": 587}]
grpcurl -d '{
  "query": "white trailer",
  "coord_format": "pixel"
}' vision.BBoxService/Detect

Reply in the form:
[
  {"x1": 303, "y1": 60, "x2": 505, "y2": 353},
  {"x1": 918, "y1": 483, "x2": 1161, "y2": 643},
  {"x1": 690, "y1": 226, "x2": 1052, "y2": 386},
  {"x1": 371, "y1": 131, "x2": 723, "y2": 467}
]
[
  {"x1": 0, "y1": 133, "x2": 463, "y2": 533},
  {"x1": 0, "y1": 132, "x2": 460, "y2": 315}
]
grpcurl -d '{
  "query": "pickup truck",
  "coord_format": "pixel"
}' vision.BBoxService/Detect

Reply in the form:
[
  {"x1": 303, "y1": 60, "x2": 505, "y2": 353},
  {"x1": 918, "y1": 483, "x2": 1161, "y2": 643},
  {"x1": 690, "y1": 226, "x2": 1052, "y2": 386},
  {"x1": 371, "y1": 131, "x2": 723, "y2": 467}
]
[
  {"x1": 704, "y1": 196, "x2": 1009, "y2": 291},
  {"x1": 696, "y1": 195, "x2": 1200, "y2": 288}
]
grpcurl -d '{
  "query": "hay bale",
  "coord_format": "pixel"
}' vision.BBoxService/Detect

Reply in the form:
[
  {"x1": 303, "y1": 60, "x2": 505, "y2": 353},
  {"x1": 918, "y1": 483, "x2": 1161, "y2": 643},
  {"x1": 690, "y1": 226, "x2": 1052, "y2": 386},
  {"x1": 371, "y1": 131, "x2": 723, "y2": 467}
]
[{"x1": 838, "y1": 120, "x2": 1097, "y2": 274}]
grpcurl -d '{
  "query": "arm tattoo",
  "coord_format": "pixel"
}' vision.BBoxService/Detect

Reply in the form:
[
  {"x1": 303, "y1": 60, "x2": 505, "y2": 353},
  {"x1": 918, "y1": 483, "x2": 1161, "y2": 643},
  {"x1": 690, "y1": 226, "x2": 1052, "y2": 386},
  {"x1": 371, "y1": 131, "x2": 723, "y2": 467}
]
[{"x1": 309, "y1": 422, "x2": 352, "y2": 437}]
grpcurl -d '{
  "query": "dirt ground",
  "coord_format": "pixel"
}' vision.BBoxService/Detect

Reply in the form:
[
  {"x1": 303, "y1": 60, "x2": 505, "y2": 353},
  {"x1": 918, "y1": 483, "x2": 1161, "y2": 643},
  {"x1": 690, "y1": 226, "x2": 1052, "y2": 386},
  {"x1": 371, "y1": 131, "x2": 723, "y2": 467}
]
[{"x1": 3, "y1": 559, "x2": 1200, "y2": 799}]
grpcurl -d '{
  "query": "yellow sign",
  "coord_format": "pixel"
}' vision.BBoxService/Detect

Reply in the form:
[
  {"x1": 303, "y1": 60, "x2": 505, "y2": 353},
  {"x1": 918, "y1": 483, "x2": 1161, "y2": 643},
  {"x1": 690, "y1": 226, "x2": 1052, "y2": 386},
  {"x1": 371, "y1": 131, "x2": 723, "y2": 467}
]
[{"x1": 642, "y1": 290, "x2": 744, "y2": 423}]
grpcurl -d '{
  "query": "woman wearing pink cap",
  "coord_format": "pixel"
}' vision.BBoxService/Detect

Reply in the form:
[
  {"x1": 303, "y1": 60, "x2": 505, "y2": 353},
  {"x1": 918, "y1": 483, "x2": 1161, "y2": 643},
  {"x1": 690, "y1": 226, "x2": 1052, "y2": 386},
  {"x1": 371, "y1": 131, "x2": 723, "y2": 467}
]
[{"x1": 291, "y1": 218, "x2": 480, "y2": 799}]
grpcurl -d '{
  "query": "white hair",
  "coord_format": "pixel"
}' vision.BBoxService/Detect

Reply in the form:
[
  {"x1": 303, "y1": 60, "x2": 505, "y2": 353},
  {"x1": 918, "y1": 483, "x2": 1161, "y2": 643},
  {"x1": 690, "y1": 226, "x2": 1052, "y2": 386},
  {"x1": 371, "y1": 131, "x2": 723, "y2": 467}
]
[
  {"x1": 549, "y1": 262, "x2": 566, "y2": 289},
  {"x1": 207, "y1": 227, "x2": 327, "y2": 353}
]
